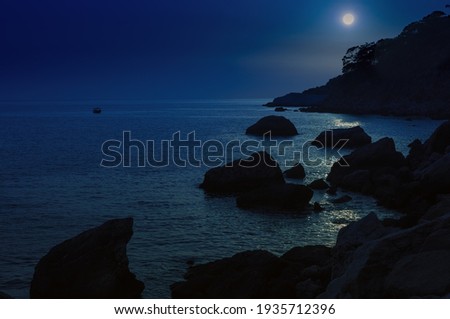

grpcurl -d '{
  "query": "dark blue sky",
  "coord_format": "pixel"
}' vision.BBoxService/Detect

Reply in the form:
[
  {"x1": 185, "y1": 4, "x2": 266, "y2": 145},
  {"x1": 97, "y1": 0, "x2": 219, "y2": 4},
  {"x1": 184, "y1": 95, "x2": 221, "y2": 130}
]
[{"x1": 1, "y1": 0, "x2": 448, "y2": 100}]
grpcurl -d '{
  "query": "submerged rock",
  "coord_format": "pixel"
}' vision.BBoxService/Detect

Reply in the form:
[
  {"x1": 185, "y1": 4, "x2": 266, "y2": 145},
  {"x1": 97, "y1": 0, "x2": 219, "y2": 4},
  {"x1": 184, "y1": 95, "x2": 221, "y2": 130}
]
[
  {"x1": 200, "y1": 151, "x2": 284, "y2": 193},
  {"x1": 236, "y1": 184, "x2": 313, "y2": 211},
  {"x1": 245, "y1": 116, "x2": 298, "y2": 136},
  {"x1": 30, "y1": 218, "x2": 144, "y2": 298},
  {"x1": 312, "y1": 126, "x2": 372, "y2": 148}
]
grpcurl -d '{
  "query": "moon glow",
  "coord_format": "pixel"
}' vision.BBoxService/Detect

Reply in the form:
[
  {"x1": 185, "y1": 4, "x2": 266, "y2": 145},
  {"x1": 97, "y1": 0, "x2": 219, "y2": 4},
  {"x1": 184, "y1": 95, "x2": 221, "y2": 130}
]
[{"x1": 343, "y1": 13, "x2": 355, "y2": 26}]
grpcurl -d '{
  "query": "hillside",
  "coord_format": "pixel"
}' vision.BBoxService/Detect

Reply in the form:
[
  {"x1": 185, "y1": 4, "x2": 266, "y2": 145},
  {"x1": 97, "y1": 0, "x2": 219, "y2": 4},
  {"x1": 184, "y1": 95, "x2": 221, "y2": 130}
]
[{"x1": 266, "y1": 11, "x2": 450, "y2": 119}]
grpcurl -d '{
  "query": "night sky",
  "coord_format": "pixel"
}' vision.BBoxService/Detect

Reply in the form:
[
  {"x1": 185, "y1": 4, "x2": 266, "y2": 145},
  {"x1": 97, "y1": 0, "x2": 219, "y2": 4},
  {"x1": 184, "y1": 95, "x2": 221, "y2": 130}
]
[{"x1": 1, "y1": 0, "x2": 448, "y2": 100}]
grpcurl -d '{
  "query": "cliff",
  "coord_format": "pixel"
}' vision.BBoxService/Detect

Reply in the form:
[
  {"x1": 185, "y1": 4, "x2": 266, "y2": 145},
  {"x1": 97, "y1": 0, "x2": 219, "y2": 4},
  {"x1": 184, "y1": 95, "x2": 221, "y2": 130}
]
[{"x1": 266, "y1": 11, "x2": 450, "y2": 119}]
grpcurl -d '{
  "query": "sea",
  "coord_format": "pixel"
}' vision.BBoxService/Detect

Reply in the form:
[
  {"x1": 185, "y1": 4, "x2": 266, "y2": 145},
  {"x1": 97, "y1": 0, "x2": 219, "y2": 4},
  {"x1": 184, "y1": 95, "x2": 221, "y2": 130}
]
[{"x1": 0, "y1": 99, "x2": 444, "y2": 298}]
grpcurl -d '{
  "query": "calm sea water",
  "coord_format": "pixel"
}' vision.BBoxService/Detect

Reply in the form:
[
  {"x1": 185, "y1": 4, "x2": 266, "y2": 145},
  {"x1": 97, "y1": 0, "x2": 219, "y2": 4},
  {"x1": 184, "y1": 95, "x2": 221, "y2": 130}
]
[{"x1": 0, "y1": 100, "x2": 444, "y2": 298}]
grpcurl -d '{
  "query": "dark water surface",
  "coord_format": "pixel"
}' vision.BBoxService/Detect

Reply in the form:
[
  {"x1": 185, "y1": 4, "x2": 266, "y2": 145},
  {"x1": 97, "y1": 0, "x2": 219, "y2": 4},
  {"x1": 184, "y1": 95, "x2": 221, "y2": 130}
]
[{"x1": 0, "y1": 100, "x2": 443, "y2": 298}]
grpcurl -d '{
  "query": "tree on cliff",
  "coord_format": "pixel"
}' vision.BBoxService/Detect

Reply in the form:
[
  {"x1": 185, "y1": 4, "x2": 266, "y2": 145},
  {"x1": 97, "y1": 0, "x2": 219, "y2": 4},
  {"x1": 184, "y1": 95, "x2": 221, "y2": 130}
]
[{"x1": 342, "y1": 42, "x2": 377, "y2": 74}]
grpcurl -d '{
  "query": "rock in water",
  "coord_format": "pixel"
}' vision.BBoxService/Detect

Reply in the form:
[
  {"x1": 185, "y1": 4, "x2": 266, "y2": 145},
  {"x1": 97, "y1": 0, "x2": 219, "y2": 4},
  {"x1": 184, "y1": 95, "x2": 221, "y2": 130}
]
[
  {"x1": 308, "y1": 179, "x2": 329, "y2": 190},
  {"x1": 246, "y1": 116, "x2": 298, "y2": 136},
  {"x1": 171, "y1": 246, "x2": 331, "y2": 299},
  {"x1": 312, "y1": 126, "x2": 372, "y2": 148},
  {"x1": 284, "y1": 163, "x2": 306, "y2": 179},
  {"x1": 30, "y1": 218, "x2": 144, "y2": 298},
  {"x1": 327, "y1": 137, "x2": 405, "y2": 186},
  {"x1": 200, "y1": 151, "x2": 285, "y2": 193},
  {"x1": 236, "y1": 184, "x2": 313, "y2": 210}
]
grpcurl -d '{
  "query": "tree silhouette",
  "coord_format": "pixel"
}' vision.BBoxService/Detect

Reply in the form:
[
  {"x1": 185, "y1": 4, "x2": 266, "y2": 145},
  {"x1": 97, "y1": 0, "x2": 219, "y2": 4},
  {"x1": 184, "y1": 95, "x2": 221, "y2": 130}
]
[{"x1": 342, "y1": 42, "x2": 376, "y2": 74}]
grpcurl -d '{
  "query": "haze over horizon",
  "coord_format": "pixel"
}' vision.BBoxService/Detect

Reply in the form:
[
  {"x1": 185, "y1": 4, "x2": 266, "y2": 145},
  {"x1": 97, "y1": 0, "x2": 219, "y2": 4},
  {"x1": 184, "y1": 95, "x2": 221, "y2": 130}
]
[{"x1": 1, "y1": 0, "x2": 448, "y2": 100}]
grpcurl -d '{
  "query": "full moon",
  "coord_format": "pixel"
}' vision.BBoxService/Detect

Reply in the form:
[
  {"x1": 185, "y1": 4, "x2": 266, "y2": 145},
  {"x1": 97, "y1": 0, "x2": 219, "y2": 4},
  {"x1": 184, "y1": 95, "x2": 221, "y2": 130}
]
[{"x1": 342, "y1": 13, "x2": 355, "y2": 26}]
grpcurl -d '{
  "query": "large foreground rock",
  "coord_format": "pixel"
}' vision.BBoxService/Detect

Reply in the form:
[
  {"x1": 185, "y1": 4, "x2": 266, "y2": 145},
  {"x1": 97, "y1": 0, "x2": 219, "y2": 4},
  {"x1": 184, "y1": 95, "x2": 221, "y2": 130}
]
[
  {"x1": 312, "y1": 126, "x2": 372, "y2": 148},
  {"x1": 246, "y1": 116, "x2": 298, "y2": 136},
  {"x1": 171, "y1": 246, "x2": 331, "y2": 299},
  {"x1": 407, "y1": 120, "x2": 450, "y2": 170},
  {"x1": 200, "y1": 151, "x2": 284, "y2": 193},
  {"x1": 172, "y1": 210, "x2": 450, "y2": 299},
  {"x1": 236, "y1": 184, "x2": 313, "y2": 211},
  {"x1": 30, "y1": 218, "x2": 144, "y2": 298},
  {"x1": 415, "y1": 153, "x2": 450, "y2": 195},
  {"x1": 321, "y1": 212, "x2": 450, "y2": 298}
]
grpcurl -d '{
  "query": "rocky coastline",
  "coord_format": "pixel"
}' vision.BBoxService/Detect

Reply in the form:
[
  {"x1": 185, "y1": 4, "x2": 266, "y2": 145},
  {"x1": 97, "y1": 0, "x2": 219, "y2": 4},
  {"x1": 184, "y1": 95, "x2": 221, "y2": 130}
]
[
  {"x1": 21, "y1": 119, "x2": 450, "y2": 299},
  {"x1": 171, "y1": 120, "x2": 450, "y2": 298},
  {"x1": 265, "y1": 12, "x2": 450, "y2": 120}
]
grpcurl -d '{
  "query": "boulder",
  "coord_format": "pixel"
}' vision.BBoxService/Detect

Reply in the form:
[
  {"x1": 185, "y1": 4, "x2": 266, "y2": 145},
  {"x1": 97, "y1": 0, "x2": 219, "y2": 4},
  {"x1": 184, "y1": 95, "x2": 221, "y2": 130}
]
[
  {"x1": 422, "y1": 120, "x2": 450, "y2": 155},
  {"x1": 415, "y1": 153, "x2": 450, "y2": 195},
  {"x1": 406, "y1": 139, "x2": 426, "y2": 170},
  {"x1": 341, "y1": 170, "x2": 371, "y2": 192},
  {"x1": 421, "y1": 195, "x2": 450, "y2": 222},
  {"x1": 281, "y1": 245, "x2": 331, "y2": 267},
  {"x1": 407, "y1": 121, "x2": 450, "y2": 170},
  {"x1": 312, "y1": 126, "x2": 372, "y2": 148},
  {"x1": 171, "y1": 246, "x2": 331, "y2": 299},
  {"x1": 200, "y1": 151, "x2": 285, "y2": 193},
  {"x1": 385, "y1": 250, "x2": 450, "y2": 297},
  {"x1": 245, "y1": 116, "x2": 298, "y2": 136},
  {"x1": 284, "y1": 163, "x2": 306, "y2": 179},
  {"x1": 321, "y1": 212, "x2": 450, "y2": 298},
  {"x1": 236, "y1": 184, "x2": 313, "y2": 210},
  {"x1": 327, "y1": 138, "x2": 406, "y2": 186},
  {"x1": 274, "y1": 107, "x2": 287, "y2": 112},
  {"x1": 171, "y1": 250, "x2": 287, "y2": 298},
  {"x1": 372, "y1": 172, "x2": 404, "y2": 208},
  {"x1": 330, "y1": 213, "x2": 391, "y2": 279},
  {"x1": 308, "y1": 179, "x2": 329, "y2": 190},
  {"x1": 30, "y1": 218, "x2": 144, "y2": 298}
]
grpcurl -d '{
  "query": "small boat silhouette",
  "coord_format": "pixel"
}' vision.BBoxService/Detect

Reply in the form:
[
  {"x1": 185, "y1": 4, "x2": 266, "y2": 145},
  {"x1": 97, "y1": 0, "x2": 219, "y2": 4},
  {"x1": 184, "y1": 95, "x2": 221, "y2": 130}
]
[{"x1": 92, "y1": 107, "x2": 102, "y2": 114}]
